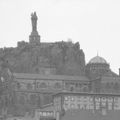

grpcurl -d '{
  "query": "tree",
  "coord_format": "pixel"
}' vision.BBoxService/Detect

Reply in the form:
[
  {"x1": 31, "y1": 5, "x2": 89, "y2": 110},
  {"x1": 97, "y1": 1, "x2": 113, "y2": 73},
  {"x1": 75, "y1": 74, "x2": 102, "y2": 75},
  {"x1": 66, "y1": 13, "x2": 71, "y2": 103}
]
[{"x1": 0, "y1": 58, "x2": 14, "y2": 116}]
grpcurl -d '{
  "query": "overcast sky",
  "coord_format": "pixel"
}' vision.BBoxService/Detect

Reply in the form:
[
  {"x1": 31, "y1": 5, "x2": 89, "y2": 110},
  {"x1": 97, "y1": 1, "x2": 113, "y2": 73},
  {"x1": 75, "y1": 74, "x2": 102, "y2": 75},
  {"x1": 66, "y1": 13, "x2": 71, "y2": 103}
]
[{"x1": 0, "y1": 0, "x2": 120, "y2": 73}]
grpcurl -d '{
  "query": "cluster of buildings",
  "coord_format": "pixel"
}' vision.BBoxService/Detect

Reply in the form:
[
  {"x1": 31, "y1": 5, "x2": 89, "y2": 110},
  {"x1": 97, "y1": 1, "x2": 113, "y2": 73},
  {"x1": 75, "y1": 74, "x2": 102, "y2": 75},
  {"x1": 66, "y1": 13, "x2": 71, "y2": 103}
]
[{"x1": 0, "y1": 12, "x2": 120, "y2": 120}]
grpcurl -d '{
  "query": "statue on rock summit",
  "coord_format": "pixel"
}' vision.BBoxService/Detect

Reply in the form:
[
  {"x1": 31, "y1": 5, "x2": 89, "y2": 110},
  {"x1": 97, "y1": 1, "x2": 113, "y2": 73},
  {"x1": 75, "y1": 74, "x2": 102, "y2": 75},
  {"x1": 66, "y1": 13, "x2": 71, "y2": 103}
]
[
  {"x1": 29, "y1": 12, "x2": 40, "y2": 44},
  {"x1": 31, "y1": 12, "x2": 38, "y2": 32}
]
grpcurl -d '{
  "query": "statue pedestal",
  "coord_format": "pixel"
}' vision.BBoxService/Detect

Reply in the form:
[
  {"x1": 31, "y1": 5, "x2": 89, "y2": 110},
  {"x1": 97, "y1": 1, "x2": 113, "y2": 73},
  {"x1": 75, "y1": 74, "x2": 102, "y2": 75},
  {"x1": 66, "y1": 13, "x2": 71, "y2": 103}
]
[{"x1": 29, "y1": 31, "x2": 40, "y2": 45}]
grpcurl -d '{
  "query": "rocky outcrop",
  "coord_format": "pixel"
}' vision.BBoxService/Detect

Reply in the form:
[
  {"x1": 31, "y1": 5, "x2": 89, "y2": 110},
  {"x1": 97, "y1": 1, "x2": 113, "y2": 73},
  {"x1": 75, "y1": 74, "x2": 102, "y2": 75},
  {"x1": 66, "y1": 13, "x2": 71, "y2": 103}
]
[{"x1": 0, "y1": 40, "x2": 85, "y2": 76}]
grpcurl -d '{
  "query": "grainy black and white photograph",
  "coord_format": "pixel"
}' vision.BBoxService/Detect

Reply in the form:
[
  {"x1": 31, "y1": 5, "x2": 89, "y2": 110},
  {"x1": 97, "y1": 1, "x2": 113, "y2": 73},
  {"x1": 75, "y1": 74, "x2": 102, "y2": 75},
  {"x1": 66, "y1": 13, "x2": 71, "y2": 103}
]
[{"x1": 0, "y1": 0, "x2": 120, "y2": 120}]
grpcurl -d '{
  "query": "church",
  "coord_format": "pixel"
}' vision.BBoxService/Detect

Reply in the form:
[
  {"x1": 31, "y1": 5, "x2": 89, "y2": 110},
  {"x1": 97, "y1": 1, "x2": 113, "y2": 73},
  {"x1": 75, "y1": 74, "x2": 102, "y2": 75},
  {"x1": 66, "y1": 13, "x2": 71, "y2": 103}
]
[{"x1": 0, "y1": 12, "x2": 120, "y2": 120}]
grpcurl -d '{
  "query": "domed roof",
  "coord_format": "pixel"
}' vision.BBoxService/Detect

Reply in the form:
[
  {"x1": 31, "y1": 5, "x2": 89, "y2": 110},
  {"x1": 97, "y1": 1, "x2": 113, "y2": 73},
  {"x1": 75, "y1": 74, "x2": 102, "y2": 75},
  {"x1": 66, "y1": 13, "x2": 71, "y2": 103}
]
[{"x1": 89, "y1": 56, "x2": 107, "y2": 64}]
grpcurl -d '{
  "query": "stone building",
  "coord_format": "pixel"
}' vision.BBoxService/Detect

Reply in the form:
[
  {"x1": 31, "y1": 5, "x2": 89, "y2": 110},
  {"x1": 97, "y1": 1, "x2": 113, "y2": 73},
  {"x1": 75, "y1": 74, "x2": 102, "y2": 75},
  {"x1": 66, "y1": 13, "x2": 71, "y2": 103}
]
[{"x1": 0, "y1": 12, "x2": 120, "y2": 120}]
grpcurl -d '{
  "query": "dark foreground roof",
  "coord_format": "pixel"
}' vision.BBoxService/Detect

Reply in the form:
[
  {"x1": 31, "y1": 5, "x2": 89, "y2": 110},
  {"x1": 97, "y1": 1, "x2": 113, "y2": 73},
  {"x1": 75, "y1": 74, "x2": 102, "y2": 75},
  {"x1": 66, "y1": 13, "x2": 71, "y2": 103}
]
[{"x1": 62, "y1": 109, "x2": 120, "y2": 120}]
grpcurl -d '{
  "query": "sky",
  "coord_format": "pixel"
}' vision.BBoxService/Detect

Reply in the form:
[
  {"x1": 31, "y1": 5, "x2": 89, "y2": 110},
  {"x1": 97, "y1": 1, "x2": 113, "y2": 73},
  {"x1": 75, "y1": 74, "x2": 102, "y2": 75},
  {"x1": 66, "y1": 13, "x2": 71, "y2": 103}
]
[{"x1": 0, "y1": 0, "x2": 120, "y2": 74}]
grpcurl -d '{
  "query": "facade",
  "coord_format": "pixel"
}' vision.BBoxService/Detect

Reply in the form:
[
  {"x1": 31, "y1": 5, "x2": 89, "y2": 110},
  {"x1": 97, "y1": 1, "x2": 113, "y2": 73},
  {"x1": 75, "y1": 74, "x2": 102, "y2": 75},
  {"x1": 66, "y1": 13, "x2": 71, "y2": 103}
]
[{"x1": 0, "y1": 12, "x2": 120, "y2": 120}]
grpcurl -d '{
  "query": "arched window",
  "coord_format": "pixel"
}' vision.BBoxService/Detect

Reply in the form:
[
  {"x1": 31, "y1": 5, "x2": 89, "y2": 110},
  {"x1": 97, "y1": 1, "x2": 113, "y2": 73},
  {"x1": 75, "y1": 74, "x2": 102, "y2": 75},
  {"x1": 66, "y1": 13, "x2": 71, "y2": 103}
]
[
  {"x1": 70, "y1": 86, "x2": 74, "y2": 91},
  {"x1": 113, "y1": 82, "x2": 119, "y2": 92},
  {"x1": 43, "y1": 94, "x2": 53, "y2": 105},
  {"x1": 54, "y1": 82, "x2": 62, "y2": 89},
  {"x1": 83, "y1": 86, "x2": 88, "y2": 92},
  {"x1": 19, "y1": 94, "x2": 25, "y2": 105},
  {"x1": 27, "y1": 83, "x2": 33, "y2": 90},
  {"x1": 17, "y1": 82, "x2": 21, "y2": 89},
  {"x1": 105, "y1": 82, "x2": 114, "y2": 93},
  {"x1": 39, "y1": 82, "x2": 47, "y2": 88},
  {"x1": 29, "y1": 94, "x2": 38, "y2": 105},
  {"x1": 106, "y1": 82, "x2": 111, "y2": 89}
]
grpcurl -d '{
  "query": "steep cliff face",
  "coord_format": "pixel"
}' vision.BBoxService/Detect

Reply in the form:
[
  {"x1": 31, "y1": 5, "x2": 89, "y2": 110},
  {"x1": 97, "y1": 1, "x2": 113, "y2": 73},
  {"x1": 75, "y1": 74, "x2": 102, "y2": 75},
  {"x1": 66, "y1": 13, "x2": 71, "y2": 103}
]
[{"x1": 0, "y1": 41, "x2": 85, "y2": 76}]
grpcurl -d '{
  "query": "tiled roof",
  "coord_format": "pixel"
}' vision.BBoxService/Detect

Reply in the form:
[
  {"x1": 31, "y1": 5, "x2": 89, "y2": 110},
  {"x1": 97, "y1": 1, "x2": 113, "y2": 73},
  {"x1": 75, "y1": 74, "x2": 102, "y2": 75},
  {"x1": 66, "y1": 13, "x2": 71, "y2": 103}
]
[{"x1": 13, "y1": 73, "x2": 89, "y2": 81}]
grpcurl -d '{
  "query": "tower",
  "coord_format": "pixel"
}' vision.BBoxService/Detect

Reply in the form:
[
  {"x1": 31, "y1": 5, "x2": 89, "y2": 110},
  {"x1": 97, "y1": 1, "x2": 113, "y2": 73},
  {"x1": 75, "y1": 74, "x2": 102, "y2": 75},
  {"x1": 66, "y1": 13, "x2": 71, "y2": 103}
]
[{"x1": 29, "y1": 12, "x2": 40, "y2": 44}]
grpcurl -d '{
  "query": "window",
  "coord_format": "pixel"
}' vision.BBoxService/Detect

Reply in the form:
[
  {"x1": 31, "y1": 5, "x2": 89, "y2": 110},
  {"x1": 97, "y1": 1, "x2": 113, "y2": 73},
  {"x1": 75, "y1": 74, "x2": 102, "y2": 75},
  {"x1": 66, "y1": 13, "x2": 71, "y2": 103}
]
[
  {"x1": 113, "y1": 82, "x2": 119, "y2": 92},
  {"x1": 54, "y1": 82, "x2": 62, "y2": 89},
  {"x1": 39, "y1": 82, "x2": 47, "y2": 88},
  {"x1": 19, "y1": 94, "x2": 25, "y2": 105},
  {"x1": 27, "y1": 83, "x2": 33, "y2": 90},
  {"x1": 17, "y1": 82, "x2": 21, "y2": 89},
  {"x1": 30, "y1": 94, "x2": 38, "y2": 105}
]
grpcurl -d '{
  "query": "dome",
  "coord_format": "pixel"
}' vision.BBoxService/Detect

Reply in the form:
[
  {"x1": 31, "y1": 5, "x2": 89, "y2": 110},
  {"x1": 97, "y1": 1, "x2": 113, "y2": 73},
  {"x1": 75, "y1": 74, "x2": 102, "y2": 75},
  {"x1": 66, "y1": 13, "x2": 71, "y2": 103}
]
[{"x1": 89, "y1": 56, "x2": 107, "y2": 64}]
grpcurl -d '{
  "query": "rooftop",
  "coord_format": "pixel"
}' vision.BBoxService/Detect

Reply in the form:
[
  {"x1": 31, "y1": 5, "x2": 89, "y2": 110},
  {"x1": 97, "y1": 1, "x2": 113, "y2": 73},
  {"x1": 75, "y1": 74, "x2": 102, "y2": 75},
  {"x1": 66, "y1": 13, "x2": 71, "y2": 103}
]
[
  {"x1": 89, "y1": 55, "x2": 107, "y2": 64},
  {"x1": 13, "y1": 73, "x2": 89, "y2": 81}
]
